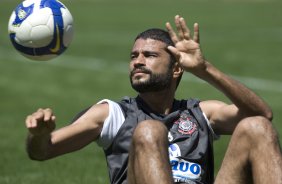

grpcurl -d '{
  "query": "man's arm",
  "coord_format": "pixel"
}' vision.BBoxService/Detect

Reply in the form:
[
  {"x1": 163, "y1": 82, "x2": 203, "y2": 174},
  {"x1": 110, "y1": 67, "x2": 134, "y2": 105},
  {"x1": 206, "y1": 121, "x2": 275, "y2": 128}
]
[
  {"x1": 25, "y1": 103, "x2": 108, "y2": 160},
  {"x1": 166, "y1": 15, "x2": 272, "y2": 135},
  {"x1": 198, "y1": 64, "x2": 272, "y2": 134}
]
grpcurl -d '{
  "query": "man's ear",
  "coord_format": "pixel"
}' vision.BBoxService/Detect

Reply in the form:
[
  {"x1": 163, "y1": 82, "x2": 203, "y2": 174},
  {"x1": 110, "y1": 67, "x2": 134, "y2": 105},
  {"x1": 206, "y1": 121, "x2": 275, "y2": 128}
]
[{"x1": 173, "y1": 62, "x2": 184, "y2": 79}]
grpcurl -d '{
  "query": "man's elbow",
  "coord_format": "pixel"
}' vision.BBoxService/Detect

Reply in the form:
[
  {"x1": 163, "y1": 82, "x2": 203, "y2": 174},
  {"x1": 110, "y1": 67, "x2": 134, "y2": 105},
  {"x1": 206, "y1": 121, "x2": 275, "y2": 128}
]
[
  {"x1": 29, "y1": 156, "x2": 48, "y2": 161},
  {"x1": 263, "y1": 109, "x2": 273, "y2": 121},
  {"x1": 257, "y1": 107, "x2": 273, "y2": 121},
  {"x1": 27, "y1": 150, "x2": 51, "y2": 161}
]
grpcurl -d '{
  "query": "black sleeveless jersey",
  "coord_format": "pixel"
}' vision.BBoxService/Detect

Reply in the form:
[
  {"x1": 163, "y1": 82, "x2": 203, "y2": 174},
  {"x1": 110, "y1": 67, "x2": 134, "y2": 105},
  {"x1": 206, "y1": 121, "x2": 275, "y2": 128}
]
[{"x1": 104, "y1": 96, "x2": 215, "y2": 184}]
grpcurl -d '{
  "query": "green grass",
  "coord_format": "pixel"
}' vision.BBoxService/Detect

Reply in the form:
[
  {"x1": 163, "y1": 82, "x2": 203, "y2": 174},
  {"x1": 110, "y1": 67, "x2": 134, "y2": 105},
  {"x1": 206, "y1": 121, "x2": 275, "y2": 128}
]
[{"x1": 1, "y1": 0, "x2": 282, "y2": 183}]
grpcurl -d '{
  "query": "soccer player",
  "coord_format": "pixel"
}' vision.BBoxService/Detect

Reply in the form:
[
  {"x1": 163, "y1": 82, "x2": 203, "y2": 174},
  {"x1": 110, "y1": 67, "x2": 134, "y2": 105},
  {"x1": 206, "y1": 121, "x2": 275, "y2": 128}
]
[{"x1": 25, "y1": 15, "x2": 282, "y2": 184}]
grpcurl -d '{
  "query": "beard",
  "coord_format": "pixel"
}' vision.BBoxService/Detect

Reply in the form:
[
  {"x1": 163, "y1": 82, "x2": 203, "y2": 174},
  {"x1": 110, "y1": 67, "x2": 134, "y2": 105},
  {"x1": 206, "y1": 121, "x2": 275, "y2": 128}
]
[{"x1": 130, "y1": 66, "x2": 173, "y2": 93}]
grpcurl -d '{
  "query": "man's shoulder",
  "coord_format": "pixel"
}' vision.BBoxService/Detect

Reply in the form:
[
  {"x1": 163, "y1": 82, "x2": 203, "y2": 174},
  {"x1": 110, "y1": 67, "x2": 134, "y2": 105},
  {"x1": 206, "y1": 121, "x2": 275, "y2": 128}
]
[
  {"x1": 175, "y1": 98, "x2": 201, "y2": 109},
  {"x1": 117, "y1": 96, "x2": 136, "y2": 103}
]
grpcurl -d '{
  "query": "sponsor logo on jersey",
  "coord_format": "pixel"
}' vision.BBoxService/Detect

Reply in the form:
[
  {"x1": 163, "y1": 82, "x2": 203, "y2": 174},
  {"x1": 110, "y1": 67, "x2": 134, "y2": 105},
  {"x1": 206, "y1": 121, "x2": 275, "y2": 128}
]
[
  {"x1": 174, "y1": 113, "x2": 197, "y2": 135},
  {"x1": 168, "y1": 143, "x2": 201, "y2": 182},
  {"x1": 169, "y1": 143, "x2": 181, "y2": 158},
  {"x1": 168, "y1": 132, "x2": 173, "y2": 142}
]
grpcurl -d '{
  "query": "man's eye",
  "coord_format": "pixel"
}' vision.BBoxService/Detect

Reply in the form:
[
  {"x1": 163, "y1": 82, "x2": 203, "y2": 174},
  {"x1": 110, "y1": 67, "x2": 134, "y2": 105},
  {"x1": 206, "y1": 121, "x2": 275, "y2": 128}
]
[
  {"x1": 146, "y1": 54, "x2": 157, "y2": 58},
  {"x1": 130, "y1": 55, "x2": 137, "y2": 59}
]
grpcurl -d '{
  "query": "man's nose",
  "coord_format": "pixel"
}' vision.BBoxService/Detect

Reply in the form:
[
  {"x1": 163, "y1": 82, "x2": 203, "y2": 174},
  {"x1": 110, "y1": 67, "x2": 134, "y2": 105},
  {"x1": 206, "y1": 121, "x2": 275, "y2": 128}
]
[{"x1": 133, "y1": 55, "x2": 146, "y2": 66}]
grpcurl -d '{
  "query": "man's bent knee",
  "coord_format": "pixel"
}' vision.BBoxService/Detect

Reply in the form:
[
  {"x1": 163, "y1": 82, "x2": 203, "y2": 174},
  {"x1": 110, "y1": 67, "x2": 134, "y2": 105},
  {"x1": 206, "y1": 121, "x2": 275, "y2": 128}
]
[
  {"x1": 215, "y1": 116, "x2": 281, "y2": 184},
  {"x1": 234, "y1": 116, "x2": 279, "y2": 146},
  {"x1": 128, "y1": 120, "x2": 173, "y2": 184},
  {"x1": 132, "y1": 120, "x2": 168, "y2": 147}
]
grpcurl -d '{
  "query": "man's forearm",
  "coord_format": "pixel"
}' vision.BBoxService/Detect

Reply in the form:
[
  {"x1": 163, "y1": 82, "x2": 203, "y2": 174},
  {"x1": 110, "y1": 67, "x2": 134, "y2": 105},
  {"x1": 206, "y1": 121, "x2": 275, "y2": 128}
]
[{"x1": 198, "y1": 61, "x2": 273, "y2": 120}]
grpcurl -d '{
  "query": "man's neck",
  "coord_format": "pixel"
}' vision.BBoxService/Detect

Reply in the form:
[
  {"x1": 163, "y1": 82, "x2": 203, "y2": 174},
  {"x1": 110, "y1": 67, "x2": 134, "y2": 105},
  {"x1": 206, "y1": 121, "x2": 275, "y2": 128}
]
[{"x1": 138, "y1": 90, "x2": 175, "y2": 115}]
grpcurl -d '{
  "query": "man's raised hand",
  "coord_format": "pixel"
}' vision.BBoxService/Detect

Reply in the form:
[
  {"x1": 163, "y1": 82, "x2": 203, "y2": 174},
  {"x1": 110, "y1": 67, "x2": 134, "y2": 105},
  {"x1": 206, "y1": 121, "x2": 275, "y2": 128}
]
[
  {"x1": 25, "y1": 108, "x2": 56, "y2": 136},
  {"x1": 166, "y1": 15, "x2": 205, "y2": 75}
]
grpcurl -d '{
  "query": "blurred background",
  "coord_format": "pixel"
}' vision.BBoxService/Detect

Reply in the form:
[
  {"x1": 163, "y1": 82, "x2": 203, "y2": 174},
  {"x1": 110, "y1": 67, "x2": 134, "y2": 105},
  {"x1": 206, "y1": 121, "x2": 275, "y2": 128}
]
[{"x1": 1, "y1": 0, "x2": 282, "y2": 183}]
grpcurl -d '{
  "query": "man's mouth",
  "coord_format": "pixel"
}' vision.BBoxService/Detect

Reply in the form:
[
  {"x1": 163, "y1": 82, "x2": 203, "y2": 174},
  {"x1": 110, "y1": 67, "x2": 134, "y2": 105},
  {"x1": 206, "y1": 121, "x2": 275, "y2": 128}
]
[{"x1": 131, "y1": 67, "x2": 151, "y2": 76}]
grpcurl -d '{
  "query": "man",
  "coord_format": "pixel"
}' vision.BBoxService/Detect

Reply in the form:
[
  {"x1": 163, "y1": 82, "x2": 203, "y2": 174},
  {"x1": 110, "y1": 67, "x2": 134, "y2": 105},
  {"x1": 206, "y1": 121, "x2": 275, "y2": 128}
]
[{"x1": 25, "y1": 15, "x2": 282, "y2": 184}]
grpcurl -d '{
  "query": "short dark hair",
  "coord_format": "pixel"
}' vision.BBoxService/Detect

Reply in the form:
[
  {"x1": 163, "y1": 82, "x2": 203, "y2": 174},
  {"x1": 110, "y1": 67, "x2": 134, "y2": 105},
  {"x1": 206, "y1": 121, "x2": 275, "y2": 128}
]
[
  {"x1": 134, "y1": 28, "x2": 182, "y2": 88},
  {"x1": 135, "y1": 28, "x2": 175, "y2": 47}
]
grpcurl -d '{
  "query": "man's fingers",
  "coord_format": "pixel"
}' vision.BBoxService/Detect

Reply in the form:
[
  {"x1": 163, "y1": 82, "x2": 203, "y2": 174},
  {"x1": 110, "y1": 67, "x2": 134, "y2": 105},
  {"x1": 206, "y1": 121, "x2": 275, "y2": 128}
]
[
  {"x1": 167, "y1": 46, "x2": 180, "y2": 60},
  {"x1": 25, "y1": 115, "x2": 34, "y2": 128},
  {"x1": 174, "y1": 15, "x2": 185, "y2": 40},
  {"x1": 32, "y1": 108, "x2": 53, "y2": 121},
  {"x1": 26, "y1": 108, "x2": 55, "y2": 128},
  {"x1": 176, "y1": 15, "x2": 191, "y2": 40},
  {"x1": 31, "y1": 116, "x2": 39, "y2": 128},
  {"x1": 179, "y1": 17, "x2": 191, "y2": 40},
  {"x1": 193, "y1": 23, "x2": 200, "y2": 43},
  {"x1": 43, "y1": 108, "x2": 53, "y2": 121},
  {"x1": 166, "y1": 22, "x2": 178, "y2": 44},
  {"x1": 167, "y1": 15, "x2": 193, "y2": 43},
  {"x1": 51, "y1": 115, "x2": 56, "y2": 122}
]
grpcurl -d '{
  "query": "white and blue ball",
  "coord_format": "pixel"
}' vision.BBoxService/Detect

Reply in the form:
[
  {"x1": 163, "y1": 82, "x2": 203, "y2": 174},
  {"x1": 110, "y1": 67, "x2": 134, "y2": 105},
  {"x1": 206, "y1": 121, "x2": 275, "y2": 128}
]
[{"x1": 8, "y1": 0, "x2": 74, "y2": 61}]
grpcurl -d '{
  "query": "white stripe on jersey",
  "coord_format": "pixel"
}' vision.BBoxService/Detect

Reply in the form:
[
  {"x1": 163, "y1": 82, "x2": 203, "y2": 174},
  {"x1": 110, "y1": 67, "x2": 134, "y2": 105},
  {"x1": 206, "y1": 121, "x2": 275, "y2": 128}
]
[{"x1": 96, "y1": 99, "x2": 125, "y2": 149}]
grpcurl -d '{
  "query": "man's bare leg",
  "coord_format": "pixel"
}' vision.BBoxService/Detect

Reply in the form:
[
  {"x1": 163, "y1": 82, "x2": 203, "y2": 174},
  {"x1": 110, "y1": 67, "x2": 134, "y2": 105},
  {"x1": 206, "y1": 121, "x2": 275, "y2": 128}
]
[
  {"x1": 127, "y1": 120, "x2": 173, "y2": 184},
  {"x1": 215, "y1": 116, "x2": 282, "y2": 184}
]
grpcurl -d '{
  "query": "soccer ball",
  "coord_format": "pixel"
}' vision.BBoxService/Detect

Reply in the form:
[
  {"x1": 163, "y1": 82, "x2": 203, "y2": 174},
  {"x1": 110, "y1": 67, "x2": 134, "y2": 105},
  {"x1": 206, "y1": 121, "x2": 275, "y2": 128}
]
[{"x1": 8, "y1": 0, "x2": 74, "y2": 61}]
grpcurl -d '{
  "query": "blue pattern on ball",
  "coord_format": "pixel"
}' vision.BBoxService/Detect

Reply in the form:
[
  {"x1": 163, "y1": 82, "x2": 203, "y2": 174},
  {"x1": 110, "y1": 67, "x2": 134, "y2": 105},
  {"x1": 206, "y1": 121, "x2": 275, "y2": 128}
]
[{"x1": 9, "y1": 0, "x2": 68, "y2": 59}]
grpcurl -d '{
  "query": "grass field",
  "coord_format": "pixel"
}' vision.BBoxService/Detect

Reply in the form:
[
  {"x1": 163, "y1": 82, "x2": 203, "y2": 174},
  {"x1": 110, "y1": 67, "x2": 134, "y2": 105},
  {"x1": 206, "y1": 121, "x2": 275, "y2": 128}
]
[{"x1": 1, "y1": 0, "x2": 282, "y2": 183}]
